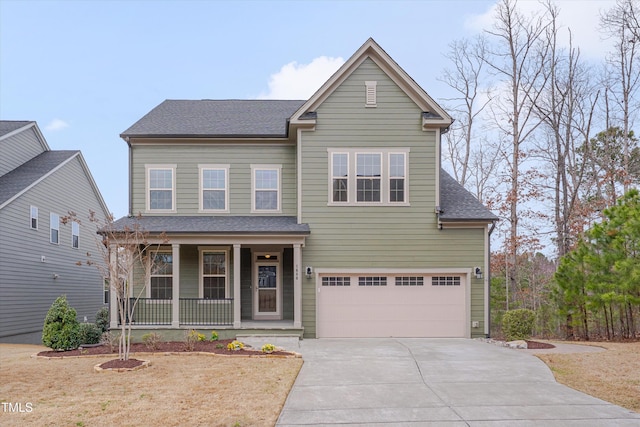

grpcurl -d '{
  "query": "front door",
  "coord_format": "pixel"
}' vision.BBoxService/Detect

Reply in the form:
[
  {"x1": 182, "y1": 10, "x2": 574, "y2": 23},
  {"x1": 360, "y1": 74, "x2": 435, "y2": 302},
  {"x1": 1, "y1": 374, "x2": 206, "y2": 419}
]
[{"x1": 254, "y1": 255, "x2": 281, "y2": 319}]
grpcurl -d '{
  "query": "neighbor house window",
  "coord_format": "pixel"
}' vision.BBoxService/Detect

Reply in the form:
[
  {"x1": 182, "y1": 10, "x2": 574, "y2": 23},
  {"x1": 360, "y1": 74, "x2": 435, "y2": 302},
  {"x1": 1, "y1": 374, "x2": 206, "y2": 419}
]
[
  {"x1": 200, "y1": 165, "x2": 228, "y2": 212},
  {"x1": 389, "y1": 153, "x2": 406, "y2": 203},
  {"x1": 356, "y1": 153, "x2": 381, "y2": 202},
  {"x1": 252, "y1": 165, "x2": 280, "y2": 212},
  {"x1": 200, "y1": 249, "x2": 227, "y2": 299},
  {"x1": 30, "y1": 206, "x2": 38, "y2": 229},
  {"x1": 331, "y1": 153, "x2": 349, "y2": 202},
  {"x1": 50, "y1": 213, "x2": 59, "y2": 244},
  {"x1": 103, "y1": 278, "x2": 110, "y2": 304},
  {"x1": 71, "y1": 221, "x2": 80, "y2": 248},
  {"x1": 147, "y1": 165, "x2": 175, "y2": 211},
  {"x1": 328, "y1": 149, "x2": 409, "y2": 205},
  {"x1": 150, "y1": 252, "x2": 173, "y2": 299}
]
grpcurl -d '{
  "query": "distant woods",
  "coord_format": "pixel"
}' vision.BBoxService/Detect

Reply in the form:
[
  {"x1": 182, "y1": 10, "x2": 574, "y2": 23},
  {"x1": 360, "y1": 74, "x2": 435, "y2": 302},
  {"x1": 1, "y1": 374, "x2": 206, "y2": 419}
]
[{"x1": 439, "y1": 0, "x2": 640, "y2": 339}]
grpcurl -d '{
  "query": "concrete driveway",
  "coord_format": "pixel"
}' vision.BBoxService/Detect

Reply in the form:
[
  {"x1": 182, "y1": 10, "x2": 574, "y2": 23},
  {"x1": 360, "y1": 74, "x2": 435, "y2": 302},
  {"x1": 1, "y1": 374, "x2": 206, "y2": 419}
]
[{"x1": 277, "y1": 338, "x2": 640, "y2": 426}]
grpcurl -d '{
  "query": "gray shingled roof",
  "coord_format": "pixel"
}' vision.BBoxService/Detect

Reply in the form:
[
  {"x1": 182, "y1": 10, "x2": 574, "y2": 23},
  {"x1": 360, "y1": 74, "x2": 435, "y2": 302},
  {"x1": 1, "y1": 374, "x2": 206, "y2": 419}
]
[
  {"x1": 0, "y1": 150, "x2": 79, "y2": 207},
  {"x1": 0, "y1": 120, "x2": 33, "y2": 138},
  {"x1": 108, "y1": 215, "x2": 310, "y2": 235},
  {"x1": 439, "y1": 169, "x2": 498, "y2": 222},
  {"x1": 121, "y1": 100, "x2": 306, "y2": 138}
]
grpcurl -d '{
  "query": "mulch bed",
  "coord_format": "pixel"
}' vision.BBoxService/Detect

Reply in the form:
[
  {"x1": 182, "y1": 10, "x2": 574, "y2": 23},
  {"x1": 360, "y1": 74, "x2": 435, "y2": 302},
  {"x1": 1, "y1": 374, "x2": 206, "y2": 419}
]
[
  {"x1": 38, "y1": 339, "x2": 295, "y2": 361},
  {"x1": 525, "y1": 340, "x2": 556, "y2": 349}
]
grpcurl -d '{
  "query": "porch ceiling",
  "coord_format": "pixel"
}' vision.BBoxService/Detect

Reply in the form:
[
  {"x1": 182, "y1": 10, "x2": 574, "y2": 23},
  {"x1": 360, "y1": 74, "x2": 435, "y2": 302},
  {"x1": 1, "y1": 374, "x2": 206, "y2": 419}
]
[{"x1": 107, "y1": 215, "x2": 310, "y2": 235}]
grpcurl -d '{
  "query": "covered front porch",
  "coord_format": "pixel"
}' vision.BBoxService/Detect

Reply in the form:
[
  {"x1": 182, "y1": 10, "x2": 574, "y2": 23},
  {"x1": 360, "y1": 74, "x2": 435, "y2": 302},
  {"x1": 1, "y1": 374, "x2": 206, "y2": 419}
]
[{"x1": 107, "y1": 216, "x2": 309, "y2": 336}]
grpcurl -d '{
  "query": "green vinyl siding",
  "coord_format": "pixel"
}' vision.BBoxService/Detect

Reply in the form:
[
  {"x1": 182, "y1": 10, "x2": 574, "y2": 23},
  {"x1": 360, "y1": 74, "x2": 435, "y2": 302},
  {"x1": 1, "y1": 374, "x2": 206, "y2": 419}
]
[
  {"x1": 299, "y1": 58, "x2": 487, "y2": 337},
  {"x1": 130, "y1": 143, "x2": 296, "y2": 215}
]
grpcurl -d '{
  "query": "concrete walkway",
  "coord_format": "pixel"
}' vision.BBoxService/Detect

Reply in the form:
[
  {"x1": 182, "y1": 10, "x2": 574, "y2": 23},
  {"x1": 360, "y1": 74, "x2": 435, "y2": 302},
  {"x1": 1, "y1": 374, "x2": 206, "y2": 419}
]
[{"x1": 277, "y1": 338, "x2": 640, "y2": 426}]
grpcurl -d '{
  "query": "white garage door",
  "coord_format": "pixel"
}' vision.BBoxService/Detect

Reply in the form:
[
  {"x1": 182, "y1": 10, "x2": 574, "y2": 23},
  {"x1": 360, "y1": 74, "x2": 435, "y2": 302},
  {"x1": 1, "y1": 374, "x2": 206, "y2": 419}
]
[{"x1": 317, "y1": 274, "x2": 467, "y2": 338}]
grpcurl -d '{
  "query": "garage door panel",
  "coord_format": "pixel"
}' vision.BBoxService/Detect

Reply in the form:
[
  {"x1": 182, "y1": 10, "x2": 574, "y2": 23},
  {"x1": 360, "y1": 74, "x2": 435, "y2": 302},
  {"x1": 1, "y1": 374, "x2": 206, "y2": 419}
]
[{"x1": 318, "y1": 273, "x2": 467, "y2": 338}]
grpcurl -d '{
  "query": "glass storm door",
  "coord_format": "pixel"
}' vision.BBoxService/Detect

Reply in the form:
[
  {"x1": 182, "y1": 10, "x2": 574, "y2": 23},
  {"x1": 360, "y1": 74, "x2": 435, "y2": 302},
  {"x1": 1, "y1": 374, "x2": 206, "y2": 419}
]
[{"x1": 255, "y1": 263, "x2": 281, "y2": 319}]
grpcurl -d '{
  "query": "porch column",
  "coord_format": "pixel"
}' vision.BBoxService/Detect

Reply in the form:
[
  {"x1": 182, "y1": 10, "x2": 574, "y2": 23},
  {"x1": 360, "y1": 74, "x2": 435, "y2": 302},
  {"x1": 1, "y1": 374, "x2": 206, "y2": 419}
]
[
  {"x1": 172, "y1": 244, "x2": 180, "y2": 328},
  {"x1": 293, "y1": 243, "x2": 302, "y2": 328},
  {"x1": 109, "y1": 244, "x2": 118, "y2": 329},
  {"x1": 233, "y1": 244, "x2": 241, "y2": 328}
]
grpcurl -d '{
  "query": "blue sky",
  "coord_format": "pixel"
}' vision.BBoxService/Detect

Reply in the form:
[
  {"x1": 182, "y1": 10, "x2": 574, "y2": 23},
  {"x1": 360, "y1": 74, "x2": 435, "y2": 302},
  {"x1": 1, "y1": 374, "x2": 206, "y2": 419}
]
[{"x1": 1, "y1": 0, "x2": 614, "y2": 219}]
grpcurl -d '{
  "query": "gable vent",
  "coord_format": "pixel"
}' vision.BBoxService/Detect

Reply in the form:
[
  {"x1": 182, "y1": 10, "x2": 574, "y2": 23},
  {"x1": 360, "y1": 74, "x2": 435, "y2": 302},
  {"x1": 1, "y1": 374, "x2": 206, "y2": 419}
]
[{"x1": 365, "y1": 81, "x2": 377, "y2": 107}]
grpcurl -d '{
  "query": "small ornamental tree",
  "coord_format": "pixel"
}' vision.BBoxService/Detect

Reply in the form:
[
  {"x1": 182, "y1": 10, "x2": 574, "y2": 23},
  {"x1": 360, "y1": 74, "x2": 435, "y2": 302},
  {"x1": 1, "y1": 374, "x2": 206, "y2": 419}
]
[
  {"x1": 42, "y1": 295, "x2": 80, "y2": 350},
  {"x1": 65, "y1": 211, "x2": 168, "y2": 361}
]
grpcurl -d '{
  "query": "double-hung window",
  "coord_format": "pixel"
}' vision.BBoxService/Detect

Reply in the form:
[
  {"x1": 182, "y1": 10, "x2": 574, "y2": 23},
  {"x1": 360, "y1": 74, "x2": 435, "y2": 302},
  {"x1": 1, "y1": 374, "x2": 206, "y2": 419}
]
[
  {"x1": 328, "y1": 149, "x2": 409, "y2": 205},
  {"x1": 200, "y1": 165, "x2": 228, "y2": 212},
  {"x1": 357, "y1": 153, "x2": 382, "y2": 202},
  {"x1": 50, "y1": 213, "x2": 59, "y2": 244},
  {"x1": 389, "y1": 153, "x2": 406, "y2": 203},
  {"x1": 252, "y1": 165, "x2": 281, "y2": 212},
  {"x1": 30, "y1": 206, "x2": 38, "y2": 229},
  {"x1": 147, "y1": 165, "x2": 175, "y2": 212},
  {"x1": 200, "y1": 249, "x2": 227, "y2": 299},
  {"x1": 150, "y1": 252, "x2": 173, "y2": 299},
  {"x1": 71, "y1": 221, "x2": 80, "y2": 249},
  {"x1": 331, "y1": 153, "x2": 349, "y2": 202}
]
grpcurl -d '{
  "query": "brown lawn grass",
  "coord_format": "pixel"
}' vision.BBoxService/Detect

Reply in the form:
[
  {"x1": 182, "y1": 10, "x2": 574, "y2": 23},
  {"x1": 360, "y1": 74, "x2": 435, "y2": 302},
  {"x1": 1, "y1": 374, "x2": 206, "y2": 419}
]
[
  {"x1": 536, "y1": 341, "x2": 640, "y2": 413},
  {"x1": 0, "y1": 344, "x2": 303, "y2": 427}
]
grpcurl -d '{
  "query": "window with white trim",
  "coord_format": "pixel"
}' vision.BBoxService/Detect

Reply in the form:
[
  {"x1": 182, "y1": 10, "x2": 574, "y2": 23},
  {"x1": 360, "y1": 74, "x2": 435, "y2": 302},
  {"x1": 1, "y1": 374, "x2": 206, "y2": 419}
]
[
  {"x1": 331, "y1": 153, "x2": 349, "y2": 202},
  {"x1": 328, "y1": 148, "x2": 409, "y2": 205},
  {"x1": 50, "y1": 213, "x2": 59, "y2": 244},
  {"x1": 103, "y1": 278, "x2": 109, "y2": 304},
  {"x1": 200, "y1": 165, "x2": 228, "y2": 212},
  {"x1": 389, "y1": 153, "x2": 406, "y2": 202},
  {"x1": 201, "y1": 250, "x2": 227, "y2": 299},
  {"x1": 252, "y1": 165, "x2": 280, "y2": 212},
  {"x1": 30, "y1": 206, "x2": 38, "y2": 230},
  {"x1": 147, "y1": 165, "x2": 175, "y2": 211},
  {"x1": 150, "y1": 252, "x2": 173, "y2": 299},
  {"x1": 357, "y1": 153, "x2": 381, "y2": 202},
  {"x1": 71, "y1": 221, "x2": 80, "y2": 249}
]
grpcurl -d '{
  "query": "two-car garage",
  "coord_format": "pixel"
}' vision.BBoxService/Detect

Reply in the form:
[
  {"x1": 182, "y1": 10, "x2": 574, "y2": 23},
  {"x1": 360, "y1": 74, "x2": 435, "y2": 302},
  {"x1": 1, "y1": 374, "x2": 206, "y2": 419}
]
[{"x1": 316, "y1": 271, "x2": 469, "y2": 338}]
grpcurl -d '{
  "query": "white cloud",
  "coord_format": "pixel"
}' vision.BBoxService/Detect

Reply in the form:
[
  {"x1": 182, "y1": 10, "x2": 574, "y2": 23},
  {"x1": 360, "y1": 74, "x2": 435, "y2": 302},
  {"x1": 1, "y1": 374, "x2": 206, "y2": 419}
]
[
  {"x1": 465, "y1": 0, "x2": 615, "y2": 60},
  {"x1": 45, "y1": 118, "x2": 69, "y2": 131},
  {"x1": 259, "y1": 56, "x2": 345, "y2": 99}
]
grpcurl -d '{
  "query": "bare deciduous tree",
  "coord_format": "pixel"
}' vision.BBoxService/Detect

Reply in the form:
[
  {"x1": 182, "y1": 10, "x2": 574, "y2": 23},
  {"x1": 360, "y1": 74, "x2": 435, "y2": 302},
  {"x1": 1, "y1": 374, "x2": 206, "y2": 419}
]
[{"x1": 66, "y1": 211, "x2": 168, "y2": 361}]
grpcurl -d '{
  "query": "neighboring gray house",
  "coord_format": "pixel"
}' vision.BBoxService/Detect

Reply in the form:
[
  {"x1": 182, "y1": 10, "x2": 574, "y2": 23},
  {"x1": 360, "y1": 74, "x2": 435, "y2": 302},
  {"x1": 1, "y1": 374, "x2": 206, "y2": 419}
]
[
  {"x1": 112, "y1": 39, "x2": 498, "y2": 339},
  {"x1": 0, "y1": 121, "x2": 111, "y2": 343}
]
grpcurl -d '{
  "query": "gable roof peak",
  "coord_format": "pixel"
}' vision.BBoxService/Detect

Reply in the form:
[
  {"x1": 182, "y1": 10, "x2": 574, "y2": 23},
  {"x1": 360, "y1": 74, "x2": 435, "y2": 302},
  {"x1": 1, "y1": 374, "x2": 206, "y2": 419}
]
[{"x1": 289, "y1": 38, "x2": 452, "y2": 128}]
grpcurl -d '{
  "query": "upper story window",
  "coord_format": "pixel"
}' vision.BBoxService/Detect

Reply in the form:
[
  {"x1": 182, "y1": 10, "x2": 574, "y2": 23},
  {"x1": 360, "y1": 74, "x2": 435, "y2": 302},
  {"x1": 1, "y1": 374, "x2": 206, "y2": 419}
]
[
  {"x1": 147, "y1": 165, "x2": 176, "y2": 212},
  {"x1": 200, "y1": 165, "x2": 229, "y2": 212},
  {"x1": 389, "y1": 153, "x2": 406, "y2": 203},
  {"x1": 252, "y1": 165, "x2": 281, "y2": 212},
  {"x1": 30, "y1": 206, "x2": 38, "y2": 230},
  {"x1": 328, "y1": 149, "x2": 409, "y2": 206},
  {"x1": 331, "y1": 153, "x2": 349, "y2": 202},
  {"x1": 71, "y1": 221, "x2": 80, "y2": 249},
  {"x1": 357, "y1": 153, "x2": 381, "y2": 202},
  {"x1": 50, "y1": 212, "x2": 59, "y2": 244}
]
